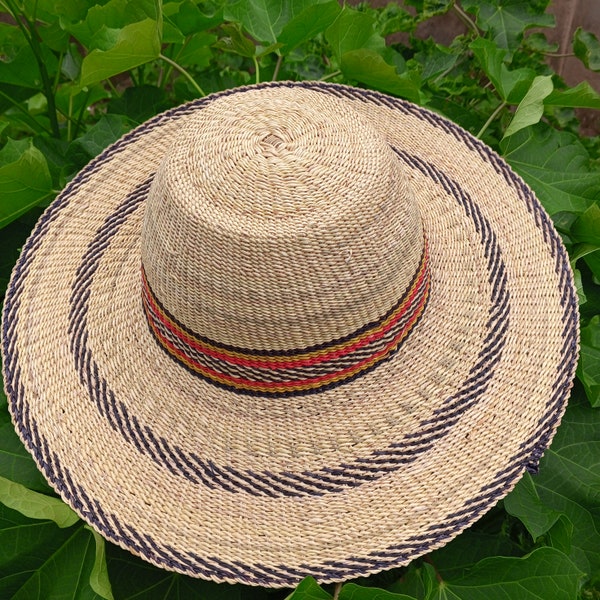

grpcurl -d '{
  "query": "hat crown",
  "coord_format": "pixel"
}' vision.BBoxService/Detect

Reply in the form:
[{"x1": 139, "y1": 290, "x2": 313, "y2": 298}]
[{"x1": 141, "y1": 87, "x2": 424, "y2": 352}]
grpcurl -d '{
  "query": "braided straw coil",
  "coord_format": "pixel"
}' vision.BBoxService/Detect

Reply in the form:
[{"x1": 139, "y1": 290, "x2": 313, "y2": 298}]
[{"x1": 2, "y1": 82, "x2": 579, "y2": 587}]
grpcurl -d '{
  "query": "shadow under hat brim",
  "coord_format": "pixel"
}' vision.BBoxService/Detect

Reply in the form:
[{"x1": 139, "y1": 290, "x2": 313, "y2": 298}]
[{"x1": 1, "y1": 82, "x2": 579, "y2": 587}]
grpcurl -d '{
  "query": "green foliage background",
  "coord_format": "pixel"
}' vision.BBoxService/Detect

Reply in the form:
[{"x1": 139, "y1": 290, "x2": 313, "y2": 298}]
[{"x1": 0, "y1": 0, "x2": 599, "y2": 598}]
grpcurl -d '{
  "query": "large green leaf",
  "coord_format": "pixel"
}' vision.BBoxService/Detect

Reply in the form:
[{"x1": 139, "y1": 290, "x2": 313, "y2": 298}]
[
  {"x1": 528, "y1": 393, "x2": 600, "y2": 577},
  {"x1": 500, "y1": 124, "x2": 600, "y2": 215},
  {"x1": 391, "y1": 548, "x2": 582, "y2": 600},
  {"x1": 469, "y1": 38, "x2": 535, "y2": 103},
  {"x1": 78, "y1": 19, "x2": 162, "y2": 87},
  {"x1": 70, "y1": 115, "x2": 133, "y2": 160},
  {"x1": 224, "y1": 0, "x2": 331, "y2": 44},
  {"x1": 86, "y1": 526, "x2": 114, "y2": 600},
  {"x1": 0, "y1": 475, "x2": 78, "y2": 528},
  {"x1": 339, "y1": 583, "x2": 416, "y2": 599},
  {"x1": 278, "y1": 1, "x2": 341, "y2": 53},
  {"x1": 433, "y1": 548, "x2": 582, "y2": 599},
  {"x1": 167, "y1": 0, "x2": 225, "y2": 36},
  {"x1": 573, "y1": 27, "x2": 600, "y2": 72},
  {"x1": 503, "y1": 75, "x2": 553, "y2": 138},
  {"x1": 578, "y1": 316, "x2": 600, "y2": 407},
  {"x1": 572, "y1": 204, "x2": 600, "y2": 246},
  {"x1": 0, "y1": 504, "x2": 104, "y2": 599},
  {"x1": 503, "y1": 472, "x2": 562, "y2": 539},
  {"x1": 545, "y1": 81, "x2": 600, "y2": 109},
  {"x1": 326, "y1": 7, "x2": 386, "y2": 57},
  {"x1": 339, "y1": 49, "x2": 422, "y2": 103},
  {"x1": 462, "y1": 0, "x2": 554, "y2": 51},
  {"x1": 0, "y1": 138, "x2": 53, "y2": 229},
  {"x1": 0, "y1": 23, "x2": 58, "y2": 89},
  {"x1": 0, "y1": 423, "x2": 52, "y2": 492},
  {"x1": 286, "y1": 577, "x2": 332, "y2": 599},
  {"x1": 67, "y1": 0, "x2": 161, "y2": 47},
  {"x1": 175, "y1": 31, "x2": 217, "y2": 67},
  {"x1": 106, "y1": 542, "x2": 277, "y2": 599}
]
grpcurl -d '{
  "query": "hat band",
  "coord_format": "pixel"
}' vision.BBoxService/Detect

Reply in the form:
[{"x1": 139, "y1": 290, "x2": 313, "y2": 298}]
[{"x1": 141, "y1": 238, "x2": 430, "y2": 397}]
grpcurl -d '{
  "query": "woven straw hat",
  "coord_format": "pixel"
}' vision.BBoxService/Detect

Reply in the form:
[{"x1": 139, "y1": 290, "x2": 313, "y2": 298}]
[{"x1": 2, "y1": 82, "x2": 579, "y2": 587}]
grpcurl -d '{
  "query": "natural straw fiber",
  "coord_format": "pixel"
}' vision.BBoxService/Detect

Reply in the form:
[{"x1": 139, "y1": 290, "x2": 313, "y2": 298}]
[{"x1": 1, "y1": 82, "x2": 579, "y2": 587}]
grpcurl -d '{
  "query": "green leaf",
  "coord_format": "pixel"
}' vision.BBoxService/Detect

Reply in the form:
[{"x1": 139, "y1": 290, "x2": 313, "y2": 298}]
[
  {"x1": 106, "y1": 541, "x2": 272, "y2": 599},
  {"x1": 108, "y1": 85, "x2": 169, "y2": 124},
  {"x1": 0, "y1": 504, "x2": 102, "y2": 599},
  {"x1": 469, "y1": 38, "x2": 535, "y2": 103},
  {"x1": 578, "y1": 316, "x2": 600, "y2": 407},
  {"x1": 431, "y1": 548, "x2": 582, "y2": 600},
  {"x1": 504, "y1": 471, "x2": 562, "y2": 539},
  {"x1": 427, "y1": 527, "x2": 521, "y2": 581},
  {"x1": 339, "y1": 49, "x2": 422, "y2": 103},
  {"x1": 339, "y1": 583, "x2": 417, "y2": 599},
  {"x1": 286, "y1": 577, "x2": 332, "y2": 599},
  {"x1": 529, "y1": 393, "x2": 600, "y2": 575},
  {"x1": 503, "y1": 75, "x2": 553, "y2": 138},
  {"x1": 403, "y1": 0, "x2": 452, "y2": 20},
  {"x1": 414, "y1": 41, "x2": 460, "y2": 81},
  {"x1": 326, "y1": 7, "x2": 386, "y2": 58},
  {"x1": 388, "y1": 563, "x2": 438, "y2": 598},
  {"x1": 0, "y1": 475, "x2": 78, "y2": 528},
  {"x1": 214, "y1": 22, "x2": 256, "y2": 57},
  {"x1": 67, "y1": 0, "x2": 161, "y2": 47},
  {"x1": 0, "y1": 423, "x2": 52, "y2": 492},
  {"x1": 462, "y1": 0, "x2": 554, "y2": 51},
  {"x1": 584, "y1": 250, "x2": 600, "y2": 283},
  {"x1": 500, "y1": 124, "x2": 600, "y2": 215},
  {"x1": 169, "y1": 0, "x2": 225, "y2": 36},
  {"x1": 78, "y1": 18, "x2": 162, "y2": 87},
  {"x1": 0, "y1": 23, "x2": 58, "y2": 89},
  {"x1": 574, "y1": 268, "x2": 587, "y2": 306},
  {"x1": 85, "y1": 526, "x2": 114, "y2": 600},
  {"x1": 278, "y1": 1, "x2": 341, "y2": 54},
  {"x1": 0, "y1": 138, "x2": 53, "y2": 229},
  {"x1": 572, "y1": 204, "x2": 600, "y2": 246},
  {"x1": 573, "y1": 27, "x2": 600, "y2": 72},
  {"x1": 545, "y1": 81, "x2": 600, "y2": 109},
  {"x1": 225, "y1": 0, "x2": 331, "y2": 44},
  {"x1": 72, "y1": 115, "x2": 133, "y2": 159},
  {"x1": 175, "y1": 31, "x2": 216, "y2": 67},
  {"x1": 546, "y1": 515, "x2": 574, "y2": 556}
]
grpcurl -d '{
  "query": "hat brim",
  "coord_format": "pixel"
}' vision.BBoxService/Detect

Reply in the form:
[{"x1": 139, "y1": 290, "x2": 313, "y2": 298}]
[{"x1": 1, "y1": 82, "x2": 578, "y2": 587}]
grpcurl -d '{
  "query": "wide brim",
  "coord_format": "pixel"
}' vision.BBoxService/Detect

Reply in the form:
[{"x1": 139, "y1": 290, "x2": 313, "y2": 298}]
[{"x1": 2, "y1": 82, "x2": 578, "y2": 587}]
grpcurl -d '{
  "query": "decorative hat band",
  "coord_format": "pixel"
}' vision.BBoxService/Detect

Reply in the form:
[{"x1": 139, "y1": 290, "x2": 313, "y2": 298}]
[{"x1": 141, "y1": 237, "x2": 430, "y2": 397}]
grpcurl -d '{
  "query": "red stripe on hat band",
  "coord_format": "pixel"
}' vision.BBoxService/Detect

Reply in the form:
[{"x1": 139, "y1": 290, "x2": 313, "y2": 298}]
[{"x1": 142, "y1": 238, "x2": 430, "y2": 395}]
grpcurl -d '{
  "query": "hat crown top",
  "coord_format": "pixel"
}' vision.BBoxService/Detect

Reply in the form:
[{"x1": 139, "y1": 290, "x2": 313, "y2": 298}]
[{"x1": 141, "y1": 86, "x2": 424, "y2": 352}]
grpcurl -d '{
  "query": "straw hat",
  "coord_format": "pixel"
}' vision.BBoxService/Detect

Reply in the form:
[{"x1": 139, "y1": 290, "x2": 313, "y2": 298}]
[{"x1": 2, "y1": 82, "x2": 579, "y2": 587}]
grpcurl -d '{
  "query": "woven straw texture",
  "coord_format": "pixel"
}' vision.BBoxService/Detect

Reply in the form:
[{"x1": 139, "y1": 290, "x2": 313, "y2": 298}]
[{"x1": 1, "y1": 82, "x2": 579, "y2": 587}]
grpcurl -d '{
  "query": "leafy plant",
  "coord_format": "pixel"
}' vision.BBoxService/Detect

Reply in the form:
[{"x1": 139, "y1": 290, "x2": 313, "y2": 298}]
[{"x1": 0, "y1": 0, "x2": 599, "y2": 598}]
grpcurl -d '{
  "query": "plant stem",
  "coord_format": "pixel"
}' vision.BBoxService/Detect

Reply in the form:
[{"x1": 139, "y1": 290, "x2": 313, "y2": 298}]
[
  {"x1": 477, "y1": 100, "x2": 508, "y2": 138},
  {"x1": 272, "y1": 53, "x2": 283, "y2": 81},
  {"x1": 72, "y1": 88, "x2": 90, "y2": 140},
  {"x1": 333, "y1": 582, "x2": 342, "y2": 600},
  {"x1": 67, "y1": 93, "x2": 73, "y2": 142},
  {"x1": 544, "y1": 52, "x2": 575, "y2": 58},
  {"x1": 4, "y1": 0, "x2": 61, "y2": 138},
  {"x1": 253, "y1": 55, "x2": 261, "y2": 84},
  {"x1": 53, "y1": 51, "x2": 64, "y2": 93},
  {"x1": 106, "y1": 78, "x2": 120, "y2": 97},
  {"x1": 320, "y1": 70, "x2": 342, "y2": 81},
  {"x1": 159, "y1": 53, "x2": 206, "y2": 96},
  {"x1": 452, "y1": 2, "x2": 479, "y2": 35}
]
